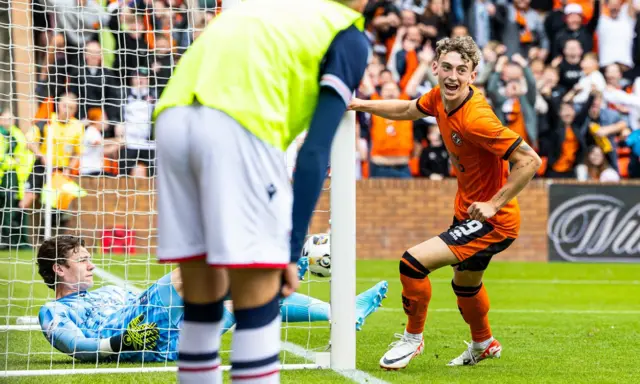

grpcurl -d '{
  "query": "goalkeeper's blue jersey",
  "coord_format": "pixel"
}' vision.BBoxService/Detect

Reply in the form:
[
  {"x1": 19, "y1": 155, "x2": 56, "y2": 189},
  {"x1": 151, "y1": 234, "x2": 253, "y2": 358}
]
[{"x1": 38, "y1": 273, "x2": 183, "y2": 363}]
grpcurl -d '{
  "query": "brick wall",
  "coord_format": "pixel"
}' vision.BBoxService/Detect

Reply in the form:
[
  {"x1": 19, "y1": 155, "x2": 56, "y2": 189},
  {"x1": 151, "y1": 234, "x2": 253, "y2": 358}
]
[
  {"x1": 308, "y1": 179, "x2": 549, "y2": 262},
  {"x1": 66, "y1": 177, "x2": 157, "y2": 251},
  {"x1": 63, "y1": 177, "x2": 637, "y2": 262}
]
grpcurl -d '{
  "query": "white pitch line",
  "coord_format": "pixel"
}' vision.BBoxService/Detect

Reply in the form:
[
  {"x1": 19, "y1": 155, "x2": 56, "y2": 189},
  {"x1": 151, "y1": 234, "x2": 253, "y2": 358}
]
[
  {"x1": 356, "y1": 277, "x2": 640, "y2": 286},
  {"x1": 281, "y1": 342, "x2": 389, "y2": 384},
  {"x1": 379, "y1": 307, "x2": 640, "y2": 315},
  {"x1": 93, "y1": 268, "x2": 389, "y2": 384},
  {"x1": 92, "y1": 268, "x2": 143, "y2": 294}
]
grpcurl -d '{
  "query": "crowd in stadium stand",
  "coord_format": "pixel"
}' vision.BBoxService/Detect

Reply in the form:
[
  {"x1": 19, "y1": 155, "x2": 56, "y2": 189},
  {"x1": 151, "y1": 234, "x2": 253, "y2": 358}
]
[
  {"x1": 8, "y1": 0, "x2": 640, "y2": 183},
  {"x1": 357, "y1": 0, "x2": 640, "y2": 181},
  {"x1": 2, "y1": 0, "x2": 640, "y2": 248}
]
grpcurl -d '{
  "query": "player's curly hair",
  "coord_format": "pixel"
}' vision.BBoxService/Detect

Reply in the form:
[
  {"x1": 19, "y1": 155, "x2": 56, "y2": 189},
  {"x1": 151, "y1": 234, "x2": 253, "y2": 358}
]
[
  {"x1": 37, "y1": 235, "x2": 85, "y2": 290},
  {"x1": 435, "y1": 36, "x2": 482, "y2": 70}
]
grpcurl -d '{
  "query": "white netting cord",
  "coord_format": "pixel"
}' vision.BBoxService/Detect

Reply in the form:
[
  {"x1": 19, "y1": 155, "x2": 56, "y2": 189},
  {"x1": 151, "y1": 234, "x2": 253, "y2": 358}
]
[{"x1": 1, "y1": 0, "x2": 333, "y2": 375}]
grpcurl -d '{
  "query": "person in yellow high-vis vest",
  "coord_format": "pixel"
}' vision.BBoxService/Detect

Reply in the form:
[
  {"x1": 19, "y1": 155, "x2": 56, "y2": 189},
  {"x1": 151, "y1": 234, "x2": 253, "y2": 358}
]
[
  {"x1": 0, "y1": 119, "x2": 15, "y2": 249},
  {"x1": 9, "y1": 122, "x2": 35, "y2": 249},
  {"x1": 0, "y1": 112, "x2": 34, "y2": 249},
  {"x1": 152, "y1": 0, "x2": 370, "y2": 381}
]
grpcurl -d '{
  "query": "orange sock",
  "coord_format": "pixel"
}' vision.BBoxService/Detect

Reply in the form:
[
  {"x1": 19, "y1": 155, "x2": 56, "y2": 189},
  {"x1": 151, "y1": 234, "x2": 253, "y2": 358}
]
[
  {"x1": 399, "y1": 252, "x2": 432, "y2": 335},
  {"x1": 452, "y1": 281, "x2": 492, "y2": 342}
]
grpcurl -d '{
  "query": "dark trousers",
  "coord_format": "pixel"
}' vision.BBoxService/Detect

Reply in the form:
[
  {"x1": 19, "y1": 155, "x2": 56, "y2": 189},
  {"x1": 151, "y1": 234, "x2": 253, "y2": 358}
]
[
  {"x1": 0, "y1": 171, "x2": 17, "y2": 247},
  {"x1": 369, "y1": 163, "x2": 412, "y2": 179}
]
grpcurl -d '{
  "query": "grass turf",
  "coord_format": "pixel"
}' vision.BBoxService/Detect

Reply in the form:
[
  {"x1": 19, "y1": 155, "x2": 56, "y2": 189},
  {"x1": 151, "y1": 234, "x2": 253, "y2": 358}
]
[{"x1": 1, "y1": 249, "x2": 639, "y2": 383}]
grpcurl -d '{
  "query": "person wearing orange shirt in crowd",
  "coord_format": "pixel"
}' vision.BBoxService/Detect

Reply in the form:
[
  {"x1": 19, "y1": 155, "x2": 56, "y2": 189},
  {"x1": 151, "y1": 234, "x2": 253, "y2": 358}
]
[
  {"x1": 545, "y1": 84, "x2": 597, "y2": 177},
  {"x1": 368, "y1": 82, "x2": 419, "y2": 178},
  {"x1": 349, "y1": 36, "x2": 541, "y2": 370}
]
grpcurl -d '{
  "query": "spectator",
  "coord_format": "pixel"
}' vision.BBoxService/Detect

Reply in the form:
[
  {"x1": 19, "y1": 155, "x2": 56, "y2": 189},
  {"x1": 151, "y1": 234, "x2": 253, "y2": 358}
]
[
  {"x1": 602, "y1": 63, "x2": 640, "y2": 123},
  {"x1": 0, "y1": 111, "x2": 18, "y2": 249},
  {"x1": 400, "y1": 8, "x2": 419, "y2": 26},
  {"x1": 40, "y1": 0, "x2": 110, "y2": 68},
  {"x1": 20, "y1": 93, "x2": 84, "y2": 236},
  {"x1": 464, "y1": 0, "x2": 502, "y2": 49},
  {"x1": 0, "y1": 111, "x2": 34, "y2": 249},
  {"x1": 502, "y1": 0, "x2": 549, "y2": 59},
  {"x1": 70, "y1": 40, "x2": 122, "y2": 123},
  {"x1": 576, "y1": 145, "x2": 621, "y2": 181},
  {"x1": 626, "y1": 127, "x2": 640, "y2": 177},
  {"x1": 573, "y1": 52, "x2": 606, "y2": 104},
  {"x1": 363, "y1": 0, "x2": 401, "y2": 59},
  {"x1": 585, "y1": 91, "x2": 628, "y2": 170},
  {"x1": 35, "y1": 34, "x2": 75, "y2": 112},
  {"x1": 487, "y1": 54, "x2": 538, "y2": 147},
  {"x1": 419, "y1": 124, "x2": 449, "y2": 179},
  {"x1": 539, "y1": 65, "x2": 565, "y2": 156},
  {"x1": 556, "y1": 39, "x2": 584, "y2": 90},
  {"x1": 80, "y1": 109, "x2": 122, "y2": 176},
  {"x1": 550, "y1": 2, "x2": 600, "y2": 59},
  {"x1": 149, "y1": 33, "x2": 175, "y2": 97},
  {"x1": 115, "y1": 69, "x2": 156, "y2": 177},
  {"x1": 388, "y1": 25, "x2": 424, "y2": 89},
  {"x1": 368, "y1": 82, "x2": 418, "y2": 178},
  {"x1": 545, "y1": 86, "x2": 597, "y2": 177},
  {"x1": 596, "y1": 0, "x2": 636, "y2": 69},
  {"x1": 398, "y1": 0, "x2": 428, "y2": 15},
  {"x1": 109, "y1": 4, "x2": 150, "y2": 82},
  {"x1": 420, "y1": 0, "x2": 452, "y2": 49}
]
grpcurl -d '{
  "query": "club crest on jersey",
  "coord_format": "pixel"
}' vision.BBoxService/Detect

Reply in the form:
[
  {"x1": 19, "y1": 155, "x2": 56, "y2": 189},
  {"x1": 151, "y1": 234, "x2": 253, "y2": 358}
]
[{"x1": 451, "y1": 132, "x2": 463, "y2": 146}]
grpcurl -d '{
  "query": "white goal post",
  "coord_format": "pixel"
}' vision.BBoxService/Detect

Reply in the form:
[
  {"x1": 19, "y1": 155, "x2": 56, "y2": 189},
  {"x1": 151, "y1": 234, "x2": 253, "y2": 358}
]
[{"x1": 0, "y1": 0, "x2": 358, "y2": 377}]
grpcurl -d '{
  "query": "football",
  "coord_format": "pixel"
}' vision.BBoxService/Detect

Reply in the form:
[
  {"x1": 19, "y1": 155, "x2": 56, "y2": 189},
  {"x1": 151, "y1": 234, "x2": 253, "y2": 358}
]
[{"x1": 302, "y1": 233, "x2": 331, "y2": 278}]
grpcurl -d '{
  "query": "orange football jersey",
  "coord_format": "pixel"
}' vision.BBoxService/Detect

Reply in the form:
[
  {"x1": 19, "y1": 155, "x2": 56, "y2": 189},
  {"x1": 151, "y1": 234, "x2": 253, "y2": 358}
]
[{"x1": 416, "y1": 85, "x2": 522, "y2": 238}]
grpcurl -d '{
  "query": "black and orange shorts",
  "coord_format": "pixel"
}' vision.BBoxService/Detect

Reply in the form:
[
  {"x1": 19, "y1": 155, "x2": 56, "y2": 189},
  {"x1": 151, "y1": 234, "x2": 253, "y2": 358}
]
[{"x1": 438, "y1": 217, "x2": 516, "y2": 271}]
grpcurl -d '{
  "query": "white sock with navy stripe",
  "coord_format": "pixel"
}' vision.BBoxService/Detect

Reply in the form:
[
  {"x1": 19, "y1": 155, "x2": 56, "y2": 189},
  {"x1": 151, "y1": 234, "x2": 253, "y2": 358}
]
[
  {"x1": 177, "y1": 300, "x2": 224, "y2": 384},
  {"x1": 230, "y1": 295, "x2": 281, "y2": 383}
]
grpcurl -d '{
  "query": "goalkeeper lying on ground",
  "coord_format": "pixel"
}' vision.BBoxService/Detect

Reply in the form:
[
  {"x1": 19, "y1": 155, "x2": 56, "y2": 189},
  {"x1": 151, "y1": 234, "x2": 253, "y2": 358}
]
[{"x1": 36, "y1": 236, "x2": 387, "y2": 363}]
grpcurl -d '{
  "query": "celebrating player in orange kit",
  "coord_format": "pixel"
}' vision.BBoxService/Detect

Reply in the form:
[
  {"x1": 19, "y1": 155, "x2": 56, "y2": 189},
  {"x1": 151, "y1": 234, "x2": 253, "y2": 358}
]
[{"x1": 348, "y1": 36, "x2": 542, "y2": 370}]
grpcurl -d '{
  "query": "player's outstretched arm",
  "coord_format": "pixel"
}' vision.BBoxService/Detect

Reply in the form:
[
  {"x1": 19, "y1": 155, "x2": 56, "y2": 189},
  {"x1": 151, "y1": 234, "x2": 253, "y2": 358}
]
[
  {"x1": 348, "y1": 97, "x2": 426, "y2": 121},
  {"x1": 290, "y1": 25, "x2": 369, "y2": 278},
  {"x1": 290, "y1": 88, "x2": 346, "y2": 264},
  {"x1": 40, "y1": 305, "x2": 159, "y2": 361},
  {"x1": 39, "y1": 305, "x2": 117, "y2": 361},
  {"x1": 469, "y1": 142, "x2": 542, "y2": 221}
]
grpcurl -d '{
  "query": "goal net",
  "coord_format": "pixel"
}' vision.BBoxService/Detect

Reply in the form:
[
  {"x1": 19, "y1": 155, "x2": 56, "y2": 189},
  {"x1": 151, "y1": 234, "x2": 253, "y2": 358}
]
[{"x1": 0, "y1": 0, "x2": 357, "y2": 377}]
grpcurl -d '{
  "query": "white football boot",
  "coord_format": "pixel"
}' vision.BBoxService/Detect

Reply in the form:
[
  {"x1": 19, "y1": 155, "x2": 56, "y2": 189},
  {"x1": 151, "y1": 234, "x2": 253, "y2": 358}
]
[
  {"x1": 447, "y1": 338, "x2": 502, "y2": 366},
  {"x1": 379, "y1": 332, "x2": 424, "y2": 370}
]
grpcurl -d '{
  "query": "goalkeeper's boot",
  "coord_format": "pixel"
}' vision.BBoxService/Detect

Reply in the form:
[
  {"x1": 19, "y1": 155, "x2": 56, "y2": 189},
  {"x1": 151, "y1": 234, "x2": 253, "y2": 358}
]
[
  {"x1": 297, "y1": 256, "x2": 309, "y2": 280},
  {"x1": 447, "y1": 338, "x2": 502, "y2": 366},
  {"x1": 379, "y1": 332, "x2": 424, "y2": 370},
  {"x1": 355, "y1": 281, "x2": 388, "y2": 331}
]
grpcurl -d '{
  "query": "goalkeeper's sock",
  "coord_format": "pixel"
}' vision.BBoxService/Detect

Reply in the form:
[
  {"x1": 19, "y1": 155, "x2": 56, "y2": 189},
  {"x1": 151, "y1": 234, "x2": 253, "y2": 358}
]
[
  {"x1": 280, "y1": 292, "x2": 330, "y2": 323},
  {"x1": 400, "y1": 251, "x2": 432, "y2": 335},
  {"x1": 177, "y1": 299, "x2": 224, "y2": 384},
  {"x1": 231, "y1": 294, "x2": 281, "y2": 383},
  {"x1": 452, "y1": 281, "x2": 492, "y2": 342}
]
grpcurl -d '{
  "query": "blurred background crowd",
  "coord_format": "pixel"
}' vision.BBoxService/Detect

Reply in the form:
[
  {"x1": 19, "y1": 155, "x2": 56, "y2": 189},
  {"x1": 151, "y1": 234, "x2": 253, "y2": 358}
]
[
  {"x1": 356, "y1": 0, "x2": 640, "y2": 182},
  {"x1": 2, "y1": 0, "x2": 640, "y2": 247}
]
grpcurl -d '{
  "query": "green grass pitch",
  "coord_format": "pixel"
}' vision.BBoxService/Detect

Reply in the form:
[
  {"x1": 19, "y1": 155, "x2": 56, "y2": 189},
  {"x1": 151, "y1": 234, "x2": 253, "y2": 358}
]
[{"x1": 2, "y1": 249, "x2": 640, "y2": 383}]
